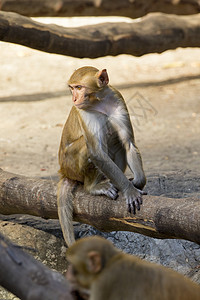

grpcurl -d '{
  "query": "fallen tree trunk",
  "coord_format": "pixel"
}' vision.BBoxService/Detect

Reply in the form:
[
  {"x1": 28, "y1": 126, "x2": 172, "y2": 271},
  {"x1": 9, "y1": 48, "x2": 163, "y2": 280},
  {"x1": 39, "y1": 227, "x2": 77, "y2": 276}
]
[
  {"x1": 0, "y1": 233, "x2": 73, "y2": 300},
  {"x1": 0, "y1": 11, "x2": 200, "y2": 58},
  {"x1": 0, "y1": 0, "x2": 200, "y2": 18},
  {"x1": 0, "y1": 169, "x2": 200, "y2": 245}
]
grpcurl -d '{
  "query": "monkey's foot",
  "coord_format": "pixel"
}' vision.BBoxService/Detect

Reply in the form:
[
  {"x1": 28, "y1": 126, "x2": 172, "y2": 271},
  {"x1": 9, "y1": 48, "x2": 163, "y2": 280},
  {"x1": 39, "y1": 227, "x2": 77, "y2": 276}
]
[
  {"x1": 123, "y1": 185, "x2": 147, "y2": 214},
  {"x1": 90, "y1": 181, "x2": 118, "y2": 200}
]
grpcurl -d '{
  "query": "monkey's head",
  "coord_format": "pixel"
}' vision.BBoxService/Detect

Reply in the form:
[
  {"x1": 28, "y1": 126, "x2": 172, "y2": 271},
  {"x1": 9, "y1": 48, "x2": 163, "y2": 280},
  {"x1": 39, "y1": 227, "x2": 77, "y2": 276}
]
[
  {"x1": 66, "y1": 236, "x2": 118, "y2": 289},
  {"x1": 68, "y1": 66, "x2": 109, "y2": 109}
]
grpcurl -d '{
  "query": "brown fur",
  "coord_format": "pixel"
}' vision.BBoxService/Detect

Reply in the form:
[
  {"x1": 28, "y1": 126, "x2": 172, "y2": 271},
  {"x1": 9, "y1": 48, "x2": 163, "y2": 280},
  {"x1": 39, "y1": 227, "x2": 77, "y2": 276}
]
[
  {"x1": 66, "y1": 236, "x2": 200, "y2": 300},
  {"x1": 57, "y1": 67, "x2": 146, "y2": 246}
]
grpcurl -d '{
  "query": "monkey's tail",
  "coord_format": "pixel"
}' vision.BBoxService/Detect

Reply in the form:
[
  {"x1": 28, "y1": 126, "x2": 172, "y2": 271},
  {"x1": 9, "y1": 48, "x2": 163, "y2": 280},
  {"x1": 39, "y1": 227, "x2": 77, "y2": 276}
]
[{"x1": 57, "y1": 178, "x2": 76, "y2": 246}]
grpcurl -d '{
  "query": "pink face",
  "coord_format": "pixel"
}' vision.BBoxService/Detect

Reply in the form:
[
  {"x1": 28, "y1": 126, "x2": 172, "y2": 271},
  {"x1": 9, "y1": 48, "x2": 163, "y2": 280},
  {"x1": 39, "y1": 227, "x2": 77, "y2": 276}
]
[{"x1": 69, "y1": 84, "x2": 89, "y2": 109}]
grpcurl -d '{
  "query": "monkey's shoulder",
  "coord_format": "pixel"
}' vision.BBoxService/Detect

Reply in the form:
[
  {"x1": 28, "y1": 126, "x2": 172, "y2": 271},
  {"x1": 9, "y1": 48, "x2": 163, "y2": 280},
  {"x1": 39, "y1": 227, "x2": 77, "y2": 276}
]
[{"x1": 109, "y1": 85, "x2": 125, "y2": 101}]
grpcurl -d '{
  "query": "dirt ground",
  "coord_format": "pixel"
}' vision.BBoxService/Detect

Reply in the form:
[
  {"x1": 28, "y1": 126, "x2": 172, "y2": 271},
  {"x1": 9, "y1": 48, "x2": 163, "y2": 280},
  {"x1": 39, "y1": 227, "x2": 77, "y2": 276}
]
[{"x1": 0, "y1": 17, "x2": 200, "y2": 181}]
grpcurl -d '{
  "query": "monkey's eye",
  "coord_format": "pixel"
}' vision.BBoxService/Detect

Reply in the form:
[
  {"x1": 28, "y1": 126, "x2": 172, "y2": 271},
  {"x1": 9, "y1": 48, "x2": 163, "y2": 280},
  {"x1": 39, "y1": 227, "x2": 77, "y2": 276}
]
[
  {"x1": 72, "y1": 266, "x2": 78, "y2": 276},
  {"x1": 76, "y1": 85, "x2": 82, "y2": 90}
]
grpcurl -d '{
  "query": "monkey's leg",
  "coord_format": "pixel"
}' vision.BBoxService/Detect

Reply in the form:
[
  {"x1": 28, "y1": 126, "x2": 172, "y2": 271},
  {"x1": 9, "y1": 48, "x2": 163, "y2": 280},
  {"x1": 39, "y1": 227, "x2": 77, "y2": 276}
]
[
  {"x1": 57, "y1": 178, "x2": 77, "y2": 246},
  {"x1": 127, "y1": 143, "x2": 146, "y2": 190},
  {"x1": 84, "y1": 139, "x2": 126, "y2": 200},
  {"x1": 84, "y1": 166, "x2": 118, "y2": 200}
]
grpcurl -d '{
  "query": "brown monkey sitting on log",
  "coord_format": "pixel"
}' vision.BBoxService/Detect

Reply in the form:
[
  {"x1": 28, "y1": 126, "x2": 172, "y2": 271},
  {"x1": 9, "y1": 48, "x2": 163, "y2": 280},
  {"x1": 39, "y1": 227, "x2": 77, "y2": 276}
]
[
  {"x1": 66, "y1": 236, "x2": 200, "y2": 300},
  {"x1": 57, "y1": 66, "x2": 146, "y2": 245}
]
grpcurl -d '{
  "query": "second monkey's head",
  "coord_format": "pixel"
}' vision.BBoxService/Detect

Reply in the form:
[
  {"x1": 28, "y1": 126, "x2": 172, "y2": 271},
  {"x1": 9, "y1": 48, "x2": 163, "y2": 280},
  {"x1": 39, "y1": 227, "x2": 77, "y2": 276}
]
[{"x1": 68, "y1": 66, "x2": 109, "y2": 109}]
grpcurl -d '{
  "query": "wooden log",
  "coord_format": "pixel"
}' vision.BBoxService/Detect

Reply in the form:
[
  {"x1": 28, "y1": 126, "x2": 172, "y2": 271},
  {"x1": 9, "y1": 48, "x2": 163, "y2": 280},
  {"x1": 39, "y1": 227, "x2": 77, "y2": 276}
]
[
  {"x1": 0, "y1": 0, "x2": 200, "y2": 18},
  {"x1": 0, "y1": 233, "x2": 73, "y2": 299},
  {"x1": 0, "y1": 11, "x2": 200, "y2": 58},
  {"x1": 0, "y1": 169, "x2": 200, "y2": 244}
]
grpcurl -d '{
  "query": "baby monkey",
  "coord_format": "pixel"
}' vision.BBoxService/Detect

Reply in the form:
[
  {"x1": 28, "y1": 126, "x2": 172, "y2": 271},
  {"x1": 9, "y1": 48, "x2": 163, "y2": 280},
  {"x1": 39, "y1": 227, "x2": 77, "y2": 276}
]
[
  {"x1": 66, "y1": 236, "x2": 200, "y2": 300},
  {"x1": 58, "y1": 66, "x2": 146, "y2": 245}
]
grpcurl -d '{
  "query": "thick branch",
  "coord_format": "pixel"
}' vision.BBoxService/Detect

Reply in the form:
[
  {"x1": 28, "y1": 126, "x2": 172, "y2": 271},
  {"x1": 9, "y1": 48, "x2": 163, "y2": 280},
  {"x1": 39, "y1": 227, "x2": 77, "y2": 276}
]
[
  {"x1": 0, "y1": 233, "x2": 73, "y2": 300},
  {"x1": 0, "y1": 11, "x2": 200, "y2": 58},
  {"x1": 0, "y1": 0, "x2": 200, "y2": 18},
  {"x1": 0, "y1": 169, "x2": 200, "y2": 244}
]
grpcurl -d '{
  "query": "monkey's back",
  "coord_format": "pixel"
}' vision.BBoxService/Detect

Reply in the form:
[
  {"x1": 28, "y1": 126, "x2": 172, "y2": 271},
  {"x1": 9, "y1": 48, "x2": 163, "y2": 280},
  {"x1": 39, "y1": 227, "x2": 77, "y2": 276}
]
[
  {"x1": 58, "y1": 106, "x2": 88, "y2": 181},
  {"x1": 91, "y1": 253, "x2": 200, "y2": 300}
]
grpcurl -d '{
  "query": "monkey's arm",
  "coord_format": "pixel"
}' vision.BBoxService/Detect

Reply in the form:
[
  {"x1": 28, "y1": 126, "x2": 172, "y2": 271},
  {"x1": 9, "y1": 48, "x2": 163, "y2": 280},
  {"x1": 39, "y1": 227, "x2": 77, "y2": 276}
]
[
  {"x1": 109, "y1": 103, "x2": 146, "y2": 191},
  {"x1": 79, "y1": 111, "x2": 144, "y2": 213}
]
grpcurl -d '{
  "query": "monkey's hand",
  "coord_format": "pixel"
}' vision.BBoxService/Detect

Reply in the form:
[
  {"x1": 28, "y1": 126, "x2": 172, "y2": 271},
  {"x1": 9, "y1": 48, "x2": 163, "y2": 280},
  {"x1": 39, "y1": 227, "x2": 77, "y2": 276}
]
[{"x1": 123, "y1": 183, "x2": 146, "y2": 214}]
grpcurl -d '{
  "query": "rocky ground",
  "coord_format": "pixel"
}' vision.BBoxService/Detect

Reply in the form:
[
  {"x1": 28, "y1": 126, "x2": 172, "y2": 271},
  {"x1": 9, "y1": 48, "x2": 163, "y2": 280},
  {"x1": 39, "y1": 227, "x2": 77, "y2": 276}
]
[{"x1": 0, "y1": 16, "x2": 200, "y2": 299}]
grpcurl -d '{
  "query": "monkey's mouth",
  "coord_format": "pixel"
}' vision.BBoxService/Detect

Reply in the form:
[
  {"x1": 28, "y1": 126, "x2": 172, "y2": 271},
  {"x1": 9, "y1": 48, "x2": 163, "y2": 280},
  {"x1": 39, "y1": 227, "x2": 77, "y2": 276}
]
[
  {"x1": 74, "y1": 103, "x2": 88, "y2": 109},
  {"x1": 74, "y1": 103, "x2": 84, "y2": 108}
]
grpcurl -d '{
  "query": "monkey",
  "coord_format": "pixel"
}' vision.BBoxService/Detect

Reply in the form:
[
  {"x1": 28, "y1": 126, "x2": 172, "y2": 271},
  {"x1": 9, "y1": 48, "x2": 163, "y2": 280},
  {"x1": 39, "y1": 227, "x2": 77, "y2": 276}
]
[
  {"x1": 66, "y1": 236, "x2": 200, "y2": 300},
  {"x1": 57, "y1": 66, "x2": 146, "y2": 246}
]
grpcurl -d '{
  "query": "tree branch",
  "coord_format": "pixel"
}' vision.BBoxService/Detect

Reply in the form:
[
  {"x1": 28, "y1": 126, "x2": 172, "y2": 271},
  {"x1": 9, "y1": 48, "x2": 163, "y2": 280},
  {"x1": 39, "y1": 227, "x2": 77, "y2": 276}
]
[
  {"x1": 0, "y1": 0, "x2": 200, "y2": 18},
  {"x1": 0, "y1": 169, "x2": 200, "y2": 245},
  {"x1": 0, "y1": 11, "x2": 200, "y2": 58},
  {"x1": 0, "y1": 233, "x2": 73, "y2": 300}
]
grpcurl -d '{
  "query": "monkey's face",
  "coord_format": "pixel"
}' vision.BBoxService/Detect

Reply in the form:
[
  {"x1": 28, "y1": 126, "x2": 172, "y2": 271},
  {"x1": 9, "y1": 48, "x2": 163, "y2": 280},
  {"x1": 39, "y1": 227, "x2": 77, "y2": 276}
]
[
  {"x1": 66, "y1": 261, "x2": 93, "y2": 289},
  {"x1": 68, "y1": 84, "x2": 95, "y2": 109},
  {"x1": 68, "y1": 67, "x2": 109, "y2": 110}
]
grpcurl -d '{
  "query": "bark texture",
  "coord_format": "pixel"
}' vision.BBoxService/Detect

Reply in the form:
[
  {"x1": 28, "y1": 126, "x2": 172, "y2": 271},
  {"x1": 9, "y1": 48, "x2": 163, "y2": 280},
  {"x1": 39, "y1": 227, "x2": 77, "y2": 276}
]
[
  {"x1": 0, "y1": 12, "x2": 200, "y2": 58},
  {"x1": 0, "y1": 233, "x2": 73, "y2": 300},
  {"x1": 0, "y1": 169, "x2": 200, "y2": 244},
  {"x1": 0, "y1": 0, "x2": 200, "y2": 17}
]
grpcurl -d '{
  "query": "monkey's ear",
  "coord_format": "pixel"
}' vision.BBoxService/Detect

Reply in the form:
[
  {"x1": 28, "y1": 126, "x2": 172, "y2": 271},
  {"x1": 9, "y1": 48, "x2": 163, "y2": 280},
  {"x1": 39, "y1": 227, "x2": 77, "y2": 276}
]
[
  {"x1": 96, "y1": 69, "x2": 109, "y2": 87},
  {"x1": 87, "y1": 251, "x2": 102, "y2": 273}
]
